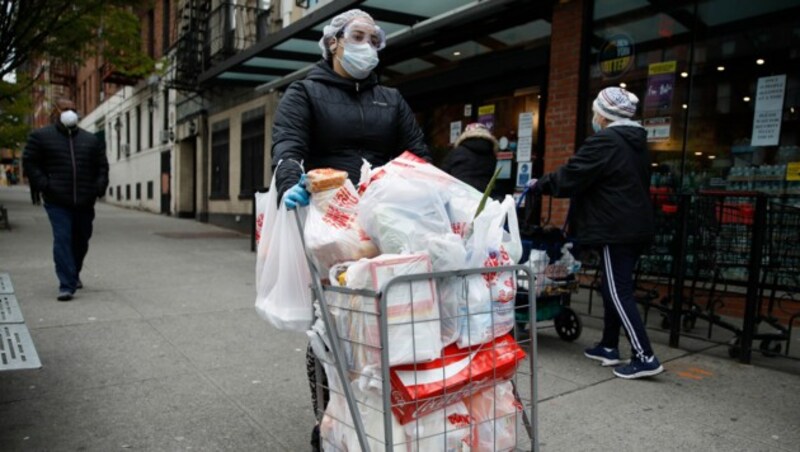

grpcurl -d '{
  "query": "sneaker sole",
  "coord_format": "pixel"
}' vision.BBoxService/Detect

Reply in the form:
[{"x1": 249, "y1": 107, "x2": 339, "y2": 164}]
[
  {"x1": 584, "y1": 352, "x2": 621, "y2": 367},
  {"x1": 613, "y1": 365, "x2": 665, "y2": 379}
]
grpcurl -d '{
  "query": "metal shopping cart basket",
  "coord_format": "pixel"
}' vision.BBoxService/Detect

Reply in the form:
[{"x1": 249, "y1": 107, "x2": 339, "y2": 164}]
[
  {"x1": 516, "y1": 191, "x2": 582, "y2": 342},
  {"x1": 295, "y1": 214, "x2": 539, "y2": 452}
]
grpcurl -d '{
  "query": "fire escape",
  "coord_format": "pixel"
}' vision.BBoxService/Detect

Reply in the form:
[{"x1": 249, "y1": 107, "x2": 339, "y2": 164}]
[{"x1": 168, "y1": 0, "x2": 211, "y2": 92}]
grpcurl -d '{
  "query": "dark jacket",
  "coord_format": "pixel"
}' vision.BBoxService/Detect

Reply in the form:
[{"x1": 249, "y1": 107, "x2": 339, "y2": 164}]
[
  {"x1": 537, "y1": 124, "x2": 654, "y2": 245},
  {"x1": 23, "y1": 123, "x2": 109, "y2": 208},
  {"x1": 442, "y1": 138, "x2": 497, "y2": 192},
  {"x1": 271, "y1": 61, "x2": 429, "y2": 197}
]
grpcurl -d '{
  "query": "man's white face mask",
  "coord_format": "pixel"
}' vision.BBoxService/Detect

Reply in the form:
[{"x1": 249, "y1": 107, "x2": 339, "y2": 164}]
[{"x1": 60, "y1": 110, "x2": 79, "y2": 128}]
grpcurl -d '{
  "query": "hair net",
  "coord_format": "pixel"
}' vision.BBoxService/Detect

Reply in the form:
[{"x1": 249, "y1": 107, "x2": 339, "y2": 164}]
[{"x1": 318, "y1": 9, "x2": 376, "y2": 58}]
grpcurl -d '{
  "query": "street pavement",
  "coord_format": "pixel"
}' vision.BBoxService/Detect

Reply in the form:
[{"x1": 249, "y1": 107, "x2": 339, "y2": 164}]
[{"x1": 1, "y1": 185, "x2": 798, "y2": 452}]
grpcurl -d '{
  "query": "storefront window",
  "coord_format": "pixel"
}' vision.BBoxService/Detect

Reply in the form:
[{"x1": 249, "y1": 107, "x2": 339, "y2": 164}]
[{"x1": 589, "y1": 0, "x2": 800, "y2": 195}]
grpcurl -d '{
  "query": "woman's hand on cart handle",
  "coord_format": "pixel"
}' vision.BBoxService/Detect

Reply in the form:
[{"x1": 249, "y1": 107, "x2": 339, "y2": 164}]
[
  {"x1": 284, "y1": 174, "x2": 310, "y2": 209},
  {"x1": 516, "y1": 178, "x2": 540, "y2": 208}
]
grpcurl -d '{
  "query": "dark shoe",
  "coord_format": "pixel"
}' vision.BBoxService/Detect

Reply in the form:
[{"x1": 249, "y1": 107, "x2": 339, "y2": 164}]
[
  {"x1": 76, "y1": 280, "x2": 83, "y2": 290},
  {"x1": 584, "y1": 344, "x2": 623, "y2": 366},
  {"x1": 57, "y1": 291, "x2": 73, "y2": 302},
  {"x1": 310, "y1": 424, "x2": 320, "y2": 452},
  {"x1": 613, "y1": 356, "x2": 664, "y2": 379}
]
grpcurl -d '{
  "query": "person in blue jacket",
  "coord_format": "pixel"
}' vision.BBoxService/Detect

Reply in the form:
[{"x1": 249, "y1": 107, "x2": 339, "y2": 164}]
[{"x1": 535, "y1": 87, "x2": 663, "y2": 379}]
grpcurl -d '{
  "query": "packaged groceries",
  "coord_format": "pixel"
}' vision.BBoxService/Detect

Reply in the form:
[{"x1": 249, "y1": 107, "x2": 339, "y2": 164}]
[
  {"x1": 389, "y1": 334, "x2": 526, "y2": 424},
  {"x1": 307, "y1": 168, "x2": 349, "y2": 193},
  {"x1": 332, "y1": 254, "x2": 443, "y2": 370},
  {"x1": 304, "y1": 178, "x2": 378, "y2": 275}
]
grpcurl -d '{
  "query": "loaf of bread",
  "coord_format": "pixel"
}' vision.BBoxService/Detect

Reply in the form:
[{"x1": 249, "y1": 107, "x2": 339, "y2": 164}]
[{"x1": 306, "y1": 168, "x2": 348, "y2": 193}]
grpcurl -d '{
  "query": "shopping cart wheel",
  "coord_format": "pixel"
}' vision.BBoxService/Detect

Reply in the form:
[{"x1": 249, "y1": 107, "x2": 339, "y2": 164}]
[
  {"x1": 554, "y1": 307, "x2": 582, "y2": 341},
  {"x1": 759, "y1": 339, "x2": 782, "y2": 358},
  {"x1": 728, "y1": 337, "x2": 741, "y2": 359}
]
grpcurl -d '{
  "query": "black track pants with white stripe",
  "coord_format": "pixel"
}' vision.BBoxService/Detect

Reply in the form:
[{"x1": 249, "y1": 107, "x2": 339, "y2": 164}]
[{"x1": 598, "y1": 243, "x2": 655, "y2": 360}]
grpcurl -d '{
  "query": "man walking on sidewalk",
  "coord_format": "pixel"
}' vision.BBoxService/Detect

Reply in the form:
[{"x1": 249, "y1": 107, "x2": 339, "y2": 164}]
[
  {"x1": 23, "y1": 98, "x2": 109, "y2": 301},
  {"x1": 534, "y1": 87, "x2": 663, "y2": 379}
]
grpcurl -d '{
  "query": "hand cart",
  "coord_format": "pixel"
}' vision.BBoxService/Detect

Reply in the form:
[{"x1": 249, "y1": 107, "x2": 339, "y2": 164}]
[
  {"x1": 516, "y1": 190, "x2": 582, "y2": 342},
  {"x1": 295, "y1": 213, "x2": 539, "y2": 452}
]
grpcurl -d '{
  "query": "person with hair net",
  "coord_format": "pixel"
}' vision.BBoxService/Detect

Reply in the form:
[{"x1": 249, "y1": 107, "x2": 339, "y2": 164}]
[
  {"x1": 269, "y1": 9, "x2": 430, "y2": 450},
  {"x1": 272, "y1": 8, "x2": 429, "y2": 209},
  {"x1": 532, "y1": 87, "x2": 663, "y2": 380}
]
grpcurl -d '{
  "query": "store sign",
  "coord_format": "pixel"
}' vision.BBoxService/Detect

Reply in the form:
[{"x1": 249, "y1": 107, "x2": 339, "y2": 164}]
[
  {"x1": 449, "y1": 121, "x2": 462, "y2": 144},
  {"x1": 598, "y1": 34, "x2": 634, "y2": 79},
  {"x1": 751, "y1": 75, "x2": 786, "y2": 146},
  {"x1": 786, "y1": 162, "x2": 800, "y2": 182},
  {"x1": 643, "y1": 117, "x2": 670, "y2": 141},
  {"x1": 495, "y1": 160, "x2": 512, "y2": 180},
  {"x1": 516, "y1": 162, "x2": 532, "y2": 187},
  {"x1": 645, "y1": 61, "x2": 676, "y2": 109},
  {"x1": 464, "y1": 104, "x2": 472, "y2": 117},
  {"x1": 517, "y1": 136, "x2": 532, "y2": 162},
  {"x1": 478, "y1": 104, "x2": 495, "y2": 131}
]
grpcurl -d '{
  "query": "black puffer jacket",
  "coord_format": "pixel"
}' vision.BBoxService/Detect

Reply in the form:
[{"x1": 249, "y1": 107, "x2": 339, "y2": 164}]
[
  {"x1": 442, "y1": 138, "x2": 497, "y2": 192},
  {"x1": 272, "y1": 61, "x2": 429, "y2": 197},
  {"x1": 23, "y1": 123, "x2": 109, "y2": 208},
  {"x1": 537, "y1": 124, "x2": 654, "y2": 245}
]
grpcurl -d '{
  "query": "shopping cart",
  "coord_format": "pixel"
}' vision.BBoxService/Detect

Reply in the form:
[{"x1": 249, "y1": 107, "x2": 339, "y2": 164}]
[
  {"x1": 295, "y1": 214, "x2": 539, "y2": 452},
  {"x1": 516, "y1": 191, "x2": 581, "y2": 342}
]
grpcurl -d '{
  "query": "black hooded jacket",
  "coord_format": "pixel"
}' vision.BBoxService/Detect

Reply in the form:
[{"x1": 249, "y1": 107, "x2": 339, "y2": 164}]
[
  {"x1": 442, "y1": 138, "x2": 497, "y2": 192},
  {"x1": 23, "y1": 123, "x2": 109, "y2": 208},
  {"x1": 537, "y1": 125, "x2": 654, "y2": 245},
  {"x1": 271, "y1": 61, "x2": 429, "y2": 198}
]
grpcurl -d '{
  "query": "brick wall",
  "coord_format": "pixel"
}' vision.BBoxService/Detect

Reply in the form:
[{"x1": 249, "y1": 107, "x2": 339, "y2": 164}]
[{"x1": 544, "y1": 0, "x2": 585, "y2": 226}]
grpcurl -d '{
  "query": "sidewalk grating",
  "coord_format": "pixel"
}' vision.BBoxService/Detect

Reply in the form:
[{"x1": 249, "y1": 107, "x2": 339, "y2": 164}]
[
  {"x1": 0, "y1": 294, "x2": 24, "y2": 323},
  {"x1": 0, "y1": 324, "x2": 42, "y2": 371},
  {"x1": 0, "y1": 272, "x2": 13, "y2": 294}
]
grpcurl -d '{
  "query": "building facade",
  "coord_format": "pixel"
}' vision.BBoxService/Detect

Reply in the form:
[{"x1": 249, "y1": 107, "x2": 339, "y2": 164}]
[{"x1": 61, "y1": 0, "x2": 800, "y2": 231}]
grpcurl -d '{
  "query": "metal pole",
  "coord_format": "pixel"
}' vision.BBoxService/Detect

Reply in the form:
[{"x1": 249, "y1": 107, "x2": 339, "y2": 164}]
[
  {"x1": 669, "y1": 193, "x2": 690, "y2": 348},
  {"x1": 740, "y1": 194, "x2": 768, "y2": 364}
]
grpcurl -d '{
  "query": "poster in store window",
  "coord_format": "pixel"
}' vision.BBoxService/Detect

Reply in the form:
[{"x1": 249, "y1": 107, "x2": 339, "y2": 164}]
[
  {"x1": 643, "y1": 117, "x2": 671, "y2": 142},
  {"x1": 449, "y1": 121, "x2": 462, "y2": 144},
  {"x1": 751, "y1": 75, "x2": 786, "y2": 147},
  {"x1": 644, "y1": 61, "x2": 676, "y2": 110},
  {"x1": 478, "y1": 104, "x2": 495, "y2": 132}
]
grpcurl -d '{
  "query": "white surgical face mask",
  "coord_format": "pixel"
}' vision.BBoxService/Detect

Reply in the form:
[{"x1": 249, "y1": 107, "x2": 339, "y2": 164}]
[
  {"x1": 60, "y1": 110, "x2": 79, "y2": 128},
  {"x1": 338, "y1": 41, "x2": 379, "y2": 79}
]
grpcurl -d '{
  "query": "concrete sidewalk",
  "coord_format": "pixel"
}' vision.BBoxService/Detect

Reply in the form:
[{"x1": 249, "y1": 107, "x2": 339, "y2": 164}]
[{"x1": 1, "y1": 185, "x2": 798, "y2": 451}]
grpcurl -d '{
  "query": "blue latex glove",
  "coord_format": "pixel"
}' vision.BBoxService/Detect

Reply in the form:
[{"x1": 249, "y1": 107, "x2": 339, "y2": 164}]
[{"x1": 284, "y1": 174, "x2": 310, "y2": 209}]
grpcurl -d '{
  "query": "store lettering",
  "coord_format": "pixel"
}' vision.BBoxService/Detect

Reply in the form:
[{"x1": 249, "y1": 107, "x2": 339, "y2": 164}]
[{"x1": 601, "y1": 56, "x2": 632, "y2": 73}]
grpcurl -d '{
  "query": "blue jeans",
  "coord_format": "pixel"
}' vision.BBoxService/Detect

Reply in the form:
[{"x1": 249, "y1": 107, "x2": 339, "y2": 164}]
[{"x1": 44, "y1": 204, "x2": 95, "y2": 293}]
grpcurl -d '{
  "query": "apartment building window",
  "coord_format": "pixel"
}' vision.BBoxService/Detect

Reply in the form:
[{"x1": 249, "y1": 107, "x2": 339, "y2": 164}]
[
  {"x1": 148, "y1": 99, "x2": 154, "y2": 149},
  {"x1": 162, "y1": 0, "x2": 171, "y2": 53},
  {"x1": 136, "y1": 105, "x2": 141, "y2": 152},
  {"x1": 239, "y1": 108, "x2": 265, "y2": 198},
  {"x1": 136, "y1": 182, "x2": 142, "y2": 200},
  {"x1": 163, "y1": 90, "x2": 169, "y2": 134},
  {"x1": 148, "y1": 9, "x2": 155, "y2": 58},
  {"x1": 147, "y1": 181, "x2": 154, "y2": 200},
  {"x1": 126, "y1": 184, "x2": 131, "y2": 200},
  {"x1": 116, "y1": 185, "x2": 121, "y2": 201},
  {"x1": 125, "y1": 112, "x2": 130, "y2": 146},
  {"x1": 109, "y1": 187, "x2": 113, "y2": 197},
  {"x1": 210, "y1": 120, "x2": 230, "y2": 199}
]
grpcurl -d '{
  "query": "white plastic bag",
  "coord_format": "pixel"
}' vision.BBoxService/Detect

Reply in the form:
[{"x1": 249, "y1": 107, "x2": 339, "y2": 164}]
[
  {"x1": 358, "y1": 172, "x2": 451, "y2": 254},
  {"x1": 425, "y1": 233, "x2": 467, "y2": 346},
  {"x1": 465, "y1": 381, "x2": 523, "y2": 452},
  {"x1": 343, "y1": 254, "x2": 443, "y2": 368},
  {"x1": 404, "y1": 401, "x2": 474, "y2": 452},
  {"x1": 254, "y1": 191, "x2": 272, "y2": 247},
  {"x1": 254, "y1": 195, "x2": 314, "y2": 332},
  {"x1": 457, "y1": 196, "x2": 522, "y2": 348},
  {"x1": 304, "y1": 179, "x2": 378, "y2": 276}
]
